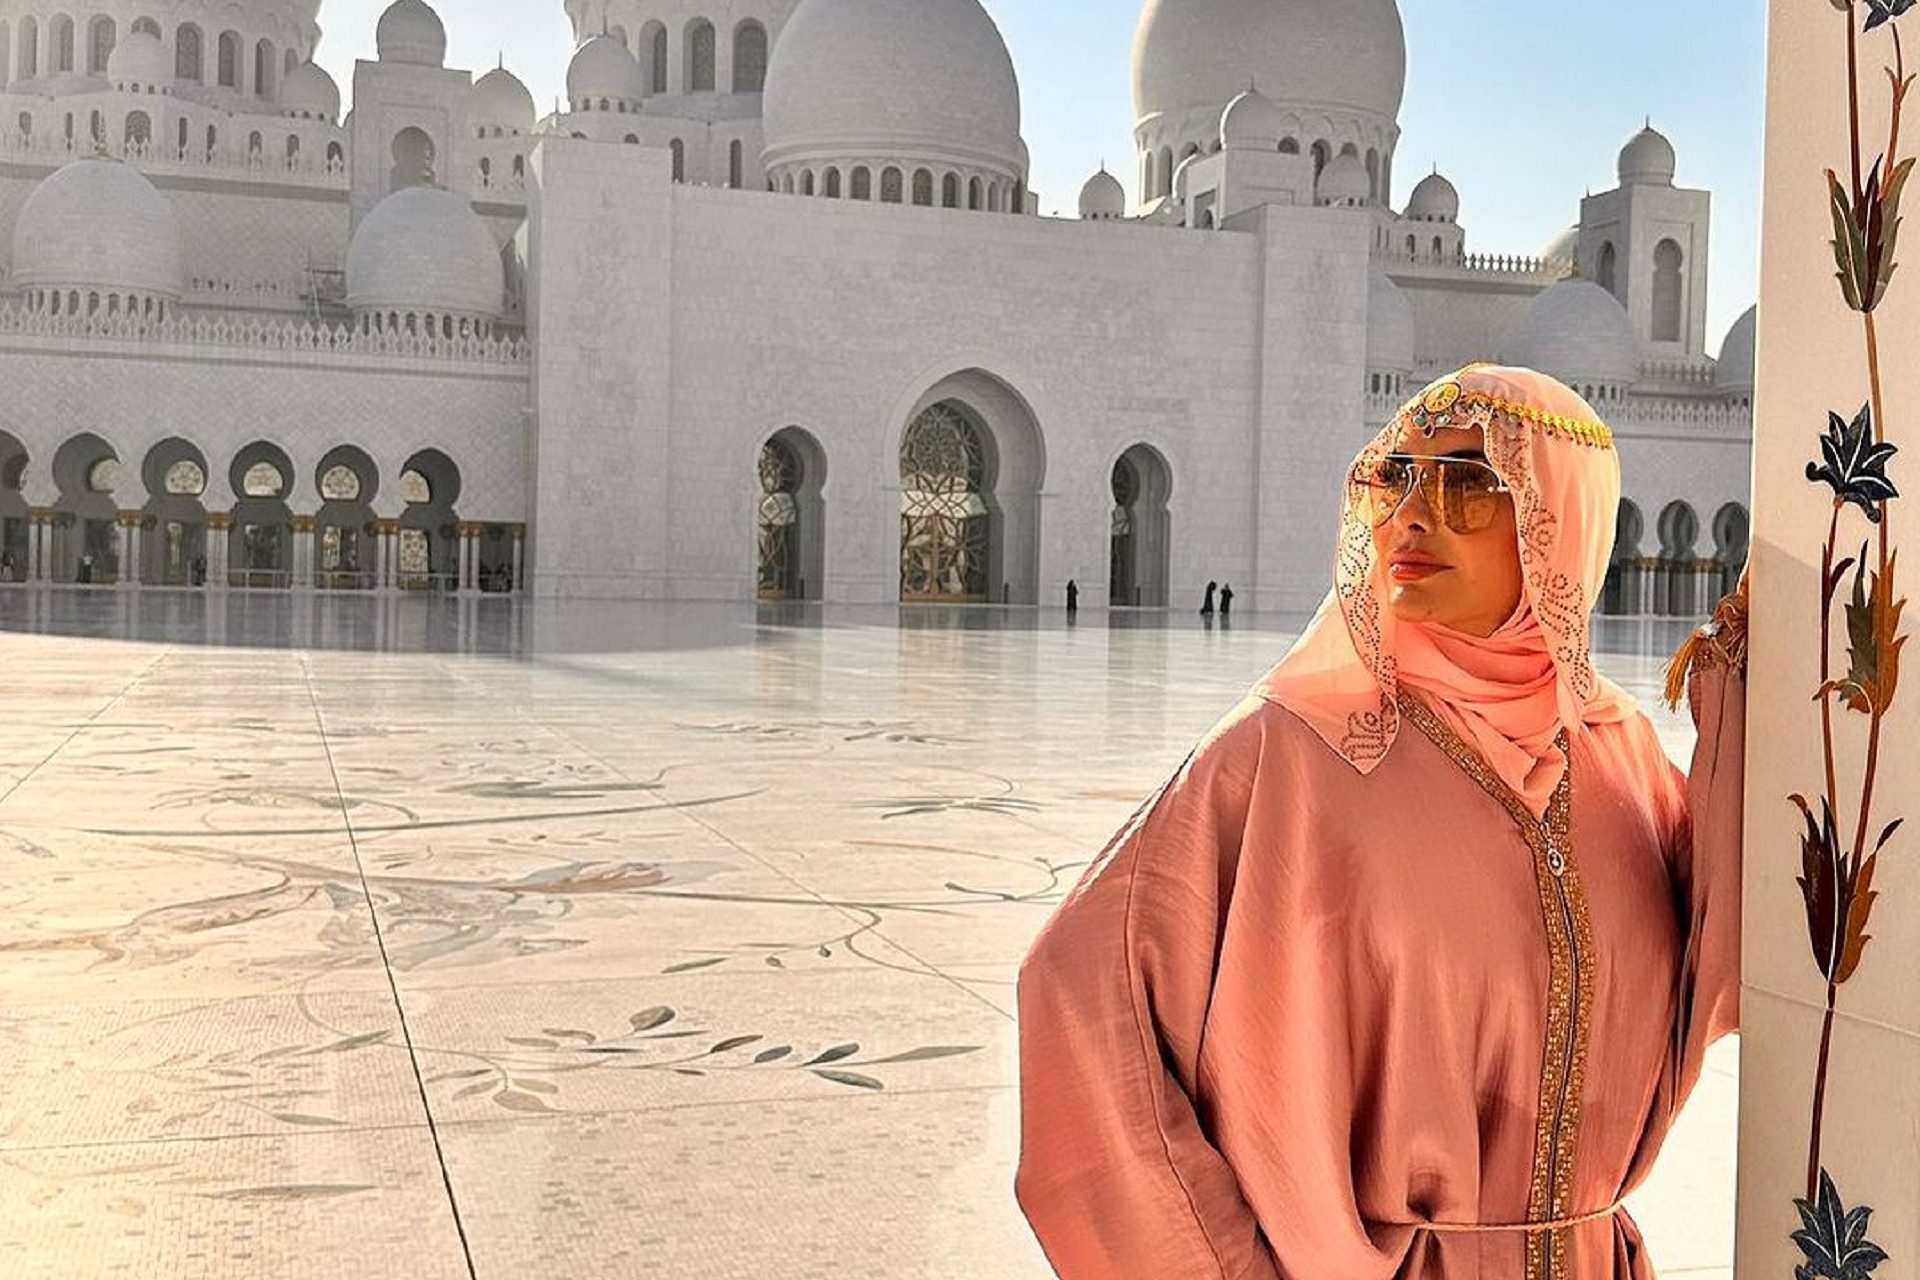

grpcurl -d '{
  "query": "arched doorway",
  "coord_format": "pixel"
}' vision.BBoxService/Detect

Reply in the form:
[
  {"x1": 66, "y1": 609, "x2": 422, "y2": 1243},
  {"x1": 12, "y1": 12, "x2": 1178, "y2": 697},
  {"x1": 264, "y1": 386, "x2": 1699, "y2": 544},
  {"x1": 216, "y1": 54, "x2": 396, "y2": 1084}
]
[
  {"x1": 896, "y1": 373, "x2": 1045, "y2": 604},
  {"x1": 1108, "y1": 443, "x2": 1173, "y2": 608},
  {"x1": 756, "y1": 427, "x2": 826, "y2": 600},
  {"x1": 398, "y1": 448, "x2": 459, "y2": 590},
  {"x1": 1712, "y1": 501, "x2": 1749, "y2": 602},
  {"x1": 229, "y1": 442, "x2": 295, "y2": 588},
  {"x1": 140, "y1": 438, "x2": 209, "y2": 585},
  {"x1": 315, "y1": 447, "x2": 378, "y2": 589},
  {"x1": 51, "y1": 433, "x2": 122, "y2": 583},
  {"x1": 1603, "y1": 498, "x2": 1643, "y2": 615},
  {"x1": 0, "y1": 431, "x2": 27, "y2": 580},
  {"x1": 390, "y1": 125, "x2": 435, "y2": 190},
  {"x1": 1657, "y1": 500, "x2": 1700, "y2": 616},
  {"x1": 899, "y1": 402, "x2": 991, "y2": 602}
]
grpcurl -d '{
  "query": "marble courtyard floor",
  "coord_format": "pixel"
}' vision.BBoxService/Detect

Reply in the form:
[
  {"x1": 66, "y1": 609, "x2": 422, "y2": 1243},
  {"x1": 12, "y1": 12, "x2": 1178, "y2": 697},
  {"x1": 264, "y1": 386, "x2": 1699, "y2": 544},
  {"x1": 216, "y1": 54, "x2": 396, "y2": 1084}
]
[{"x1": 0, "y1": 591, "x2": 1736, "y2": 1279}]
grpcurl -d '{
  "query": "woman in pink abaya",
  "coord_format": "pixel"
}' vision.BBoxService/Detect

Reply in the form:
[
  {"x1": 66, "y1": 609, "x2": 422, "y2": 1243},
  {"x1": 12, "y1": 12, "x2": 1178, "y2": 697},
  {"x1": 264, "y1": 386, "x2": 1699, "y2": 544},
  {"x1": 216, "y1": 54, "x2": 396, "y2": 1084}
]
[{"x1": 1014, "y1": 364, "x2": 1746, "y2": 1279}]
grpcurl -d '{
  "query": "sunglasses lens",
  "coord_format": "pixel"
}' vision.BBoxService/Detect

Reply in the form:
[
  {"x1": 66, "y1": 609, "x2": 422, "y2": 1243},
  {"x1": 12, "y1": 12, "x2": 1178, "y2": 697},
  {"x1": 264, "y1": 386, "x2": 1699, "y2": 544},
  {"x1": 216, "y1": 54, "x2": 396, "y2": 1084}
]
[
  {"x1": 1437, "y1": 465, "x2": 1504, "y2": 534},
  {"x1": 1353, "y1": 457, "x2": 1413, "y2": 527}
]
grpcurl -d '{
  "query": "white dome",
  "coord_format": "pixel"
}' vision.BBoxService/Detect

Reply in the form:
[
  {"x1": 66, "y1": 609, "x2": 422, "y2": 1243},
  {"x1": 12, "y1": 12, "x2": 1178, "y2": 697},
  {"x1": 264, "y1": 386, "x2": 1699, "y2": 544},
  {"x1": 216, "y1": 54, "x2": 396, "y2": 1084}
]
[
  {"x1": 12, "y1": 157, "x2": 182, "y2": 298},
  {"x1": 1319, "y1": 151, "x2": 1370, "y2": 204},
  {"x1": 1219, "y1": 87, "x2": 1284, "y2": 151},
  {"x1": 472, "y1": 65, "x2": 535, "y2": 132},
  {"x1": 1715, "y1": 304, "x2": 1757, "y2": 393},
  {"x1": 376, "y1": 0, "x2": 446, "y2": 66},
  {"x1": 281, "y1": 61, "x2": 339, "y2": 120},
  {"x1": 1134, "y1": 0, "x2": 1406, "y2": 123},
  {"x1": 107, "y1": 28, "x2": 171, "y2": 88},
  {"x1": 566, "y1": 35, "x2": 644, "y2": 108},
  {"x1": 1078, "y1": 168, "x2": 1124, "y2": 219},
  {"x1": 1405, "y1": 169, "x2": 1457, "y2": 221},
  {"x1": 1618, "y1": 124, "x2": 1675, "y2": 186},
  {"x1": 1502, "y1": 278, "x2": 1639, "y2": 386},
  {"x1": 762, "y1": 0, "x2": 1025, "y2": 176},
  {"x1": 1540, "y1": 223, "x2": 1580, "y2": 265},
  {"x1": 1367, "y1": 267, "x2": 1416, "y2": 373},
  {"x1": 345, "y1": 186, "x2": 502, "y2": 319}
]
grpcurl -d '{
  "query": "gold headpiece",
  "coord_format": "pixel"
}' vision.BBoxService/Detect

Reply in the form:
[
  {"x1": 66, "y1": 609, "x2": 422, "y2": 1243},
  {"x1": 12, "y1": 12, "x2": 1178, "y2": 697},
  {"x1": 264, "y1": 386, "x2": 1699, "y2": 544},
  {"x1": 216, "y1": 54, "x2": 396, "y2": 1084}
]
[{"x1": 1394, "y1": 366, "x2": 1615, "y2": 451}]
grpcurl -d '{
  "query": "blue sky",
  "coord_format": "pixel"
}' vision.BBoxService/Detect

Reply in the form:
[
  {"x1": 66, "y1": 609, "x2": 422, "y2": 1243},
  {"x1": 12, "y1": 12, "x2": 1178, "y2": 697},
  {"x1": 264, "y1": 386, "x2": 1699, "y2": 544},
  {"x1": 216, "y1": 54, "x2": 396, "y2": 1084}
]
[{"x1": 311, "y1": 0, "x2": 1765, "y2": 345}]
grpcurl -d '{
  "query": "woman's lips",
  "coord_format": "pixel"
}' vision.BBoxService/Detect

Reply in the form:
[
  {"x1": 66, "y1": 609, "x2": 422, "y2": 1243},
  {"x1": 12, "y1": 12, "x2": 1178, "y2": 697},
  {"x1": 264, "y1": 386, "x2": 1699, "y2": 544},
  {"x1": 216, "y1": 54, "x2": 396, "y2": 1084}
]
[{"x1": 1388, "y1": 559, "x2": 1449, "y2": 582}]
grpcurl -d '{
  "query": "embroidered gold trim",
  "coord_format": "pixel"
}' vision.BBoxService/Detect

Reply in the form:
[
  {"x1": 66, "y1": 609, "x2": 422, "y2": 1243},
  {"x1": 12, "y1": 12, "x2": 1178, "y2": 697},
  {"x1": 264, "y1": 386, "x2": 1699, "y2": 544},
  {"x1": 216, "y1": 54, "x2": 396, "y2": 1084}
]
[
  {"x1": 1394, "y1": 691, "x2": 1596, "y2": 1280},
  {"x1": 1394, "y1": 377, "x2": 1615, "y2": 451}
]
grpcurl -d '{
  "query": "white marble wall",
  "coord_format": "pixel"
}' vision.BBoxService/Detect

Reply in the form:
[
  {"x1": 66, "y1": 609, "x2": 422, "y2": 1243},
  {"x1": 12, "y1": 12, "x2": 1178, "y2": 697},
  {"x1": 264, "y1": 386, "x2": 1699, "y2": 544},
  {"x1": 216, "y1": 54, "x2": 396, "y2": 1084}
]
[{"x1": 525, "y1": 133, "x2": 1389, "y2": 610}]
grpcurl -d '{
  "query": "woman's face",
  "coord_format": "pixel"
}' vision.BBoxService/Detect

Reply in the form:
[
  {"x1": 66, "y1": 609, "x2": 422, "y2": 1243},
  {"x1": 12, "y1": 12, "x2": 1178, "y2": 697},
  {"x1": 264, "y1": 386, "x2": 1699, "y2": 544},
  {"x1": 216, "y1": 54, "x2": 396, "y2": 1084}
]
[{"x1": 1367, "y1": 422, "x2": 1524, "y2": 637}]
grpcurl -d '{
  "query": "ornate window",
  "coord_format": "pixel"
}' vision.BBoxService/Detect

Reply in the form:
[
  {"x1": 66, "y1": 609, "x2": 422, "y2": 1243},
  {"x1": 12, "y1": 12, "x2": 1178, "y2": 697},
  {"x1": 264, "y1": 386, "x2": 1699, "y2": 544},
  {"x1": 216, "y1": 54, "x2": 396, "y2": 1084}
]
[
  {"x1": 399, "y1": 469, "x2": 431, "y2": 505},
  {"x1": 320, "y1": 465, "x2": 361, "y2": 501},
  {"x1": 164, "y1": 459, "x2": 206, "y2": 496},
  {"x1": 242, "y1": 461, "x2": 285, "y2": 497},
  {"x1": 86, "y1": 457, "x2": 120, "y2": 493},
  {"x1": 899, "y1": 403, "x2": 989, "y2": 602}
]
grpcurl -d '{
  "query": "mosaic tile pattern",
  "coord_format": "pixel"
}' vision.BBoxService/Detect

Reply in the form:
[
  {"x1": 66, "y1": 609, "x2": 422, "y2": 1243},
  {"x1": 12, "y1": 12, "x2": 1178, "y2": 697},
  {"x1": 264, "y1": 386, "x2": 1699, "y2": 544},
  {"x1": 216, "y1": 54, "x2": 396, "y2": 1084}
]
[{"x1": 0, "y1": 593, "x2": 1734, "y2": 1278}]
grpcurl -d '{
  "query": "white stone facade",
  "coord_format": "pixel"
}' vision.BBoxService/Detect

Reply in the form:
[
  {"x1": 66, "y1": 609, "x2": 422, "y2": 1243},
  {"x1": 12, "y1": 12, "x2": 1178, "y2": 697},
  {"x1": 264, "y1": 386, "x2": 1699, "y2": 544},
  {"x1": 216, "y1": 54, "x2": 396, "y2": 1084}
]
[{"x1": 0, "y1": 0, "x2": 1752, "y2": 615}]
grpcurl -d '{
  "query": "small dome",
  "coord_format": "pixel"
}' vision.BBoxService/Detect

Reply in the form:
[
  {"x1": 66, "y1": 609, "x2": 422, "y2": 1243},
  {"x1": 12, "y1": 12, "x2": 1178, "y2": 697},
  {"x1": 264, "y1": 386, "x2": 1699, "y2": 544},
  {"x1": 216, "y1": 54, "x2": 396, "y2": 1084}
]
[
  {"x1": 345, "y1": 185, "x2": 503, "y2": 319},
  {"x1": 1502, "y1": 278, "x2": 1639, "y2": 387},
  {"x1": 1319, "y1": 151, "x2": 1370, "y2": 205},
  {"x1": 281, "y1": 61, "x2": 340, "y2": 121},
  {"x1": 1134, "y1": 0, "x2": 1406, "y2": 126},
  {"x1": 1540, "y1": 222, "x2": 1580, "y2": 265},
  {"x1": 1367, "y1": 267, "x2": 1416, "y2": 373},
  {"x1": 1219, "y1": 87, "x2": 1284, "y2": 151},
  {"x1": 13, "y1": 157, "x2": 183, "y2": 298},
  {"x1": 566, "y1": 34, "x2": 644, "y2": 108},
  {"x1": 472, "y1": 65, "x2": 535, "y2": 133},
  {"x1": 1714, "y1": 304, "x2": 1757, "y2": 393},
  {"x1": 763, "y1": 0, "x2": 1025, "y2": 180},
  {"x1": 107, "y1": 28, "x2": 171, "y2": 87},
  {"x1": 377, "y1": 0, "x2": 446, "y2": 66},
  {"x1": 1618, "y1": 123, "x2": 1675, "y2": 186},
  {"x1": 1405, "y1": 169, "x2": 1457, "y2": 221},
  {"x1": 1078, "y1": 167, "x2": 1125, "y2": 219}
]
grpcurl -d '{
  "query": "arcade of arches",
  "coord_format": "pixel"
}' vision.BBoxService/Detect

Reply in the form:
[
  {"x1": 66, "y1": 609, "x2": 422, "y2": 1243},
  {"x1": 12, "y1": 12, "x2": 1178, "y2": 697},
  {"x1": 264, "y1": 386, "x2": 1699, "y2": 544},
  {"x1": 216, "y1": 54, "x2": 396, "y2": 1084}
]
[
  {"x1": 0, "y1": 431, "x2": 520, "y2": 593},
  {"x1": 1601, "y1": 497, "x2": 1748, "y2": 617}
]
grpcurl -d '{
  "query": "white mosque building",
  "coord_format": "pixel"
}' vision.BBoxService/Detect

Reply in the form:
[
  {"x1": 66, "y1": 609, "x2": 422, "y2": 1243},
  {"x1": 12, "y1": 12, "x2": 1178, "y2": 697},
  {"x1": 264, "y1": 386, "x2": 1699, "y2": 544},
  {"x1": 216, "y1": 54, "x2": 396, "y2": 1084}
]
[{"x1": 0, "y1": 0, "x2": 1751, "y2": 615}]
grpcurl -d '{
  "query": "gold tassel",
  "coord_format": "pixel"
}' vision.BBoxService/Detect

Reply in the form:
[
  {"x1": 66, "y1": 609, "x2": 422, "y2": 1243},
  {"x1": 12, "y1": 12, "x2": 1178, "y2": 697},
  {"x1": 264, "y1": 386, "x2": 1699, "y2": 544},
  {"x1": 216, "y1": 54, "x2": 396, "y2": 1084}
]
[{"x1": 1662, "y1": 628, "x2": 1704, "y2": 710}]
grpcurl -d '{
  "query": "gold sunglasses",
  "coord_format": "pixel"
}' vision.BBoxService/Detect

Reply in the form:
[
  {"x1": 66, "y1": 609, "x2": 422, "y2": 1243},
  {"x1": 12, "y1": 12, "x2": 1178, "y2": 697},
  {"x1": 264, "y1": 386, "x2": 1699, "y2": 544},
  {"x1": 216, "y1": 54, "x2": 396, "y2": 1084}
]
[{"x1": 1349, "y1": 453, "x2": 1512, "y2": 535}]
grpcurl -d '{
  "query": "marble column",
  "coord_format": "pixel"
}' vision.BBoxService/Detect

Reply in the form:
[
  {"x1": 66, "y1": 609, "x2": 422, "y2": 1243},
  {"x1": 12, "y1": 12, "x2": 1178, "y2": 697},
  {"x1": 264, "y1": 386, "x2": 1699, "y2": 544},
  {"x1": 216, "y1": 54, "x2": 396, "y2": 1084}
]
[
  {"x1": 1741, "y1": 2, "x2": 1920, "y2": 1271},
  {"x1": 118, "y1": 512, "x2": 140, "y2": 588},
  {"x1": 207, "y1": 514, "x2": 231, "y2": 590},
  {"x1": 291, "y1": 515, "x2": 314, "y2": 590},
  {"x1": 26, "y1": 511, "x2": 47, "y2": 583}
]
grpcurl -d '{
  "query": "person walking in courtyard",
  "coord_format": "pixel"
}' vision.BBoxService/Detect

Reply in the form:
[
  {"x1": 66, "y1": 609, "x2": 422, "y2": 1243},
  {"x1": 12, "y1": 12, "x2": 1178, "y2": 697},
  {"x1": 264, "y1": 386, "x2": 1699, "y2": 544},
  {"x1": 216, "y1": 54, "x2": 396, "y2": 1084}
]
[
  {"x1": 1200, "y1": 580, "x2": 1217, "y2": 616},
  {"x1": 1015, "y1": 365, "x2": 1747, "y2": 1278},
  {"x1": 1218, "y1": 583, "x2": 1234, "y2": 618},
  {"x1": 1066, "y1": 579, "x2": 1079, "y2": 614}
]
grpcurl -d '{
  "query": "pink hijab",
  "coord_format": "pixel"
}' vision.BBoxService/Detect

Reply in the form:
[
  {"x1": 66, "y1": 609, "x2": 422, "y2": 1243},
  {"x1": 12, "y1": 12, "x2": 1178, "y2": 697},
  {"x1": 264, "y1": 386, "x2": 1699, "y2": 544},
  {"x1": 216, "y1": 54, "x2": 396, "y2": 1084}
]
[{"x1": 1255, "y1": 363, "x2": 1637, "y2": 818}]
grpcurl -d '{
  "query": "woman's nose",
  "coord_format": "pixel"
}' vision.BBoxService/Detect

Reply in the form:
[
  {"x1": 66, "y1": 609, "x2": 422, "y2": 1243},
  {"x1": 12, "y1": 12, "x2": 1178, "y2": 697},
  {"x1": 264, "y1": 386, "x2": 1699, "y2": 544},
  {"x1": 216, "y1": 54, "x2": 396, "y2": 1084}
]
[{"x1": 1392, "y1": 475, "x2": 1435, "y2": 532}]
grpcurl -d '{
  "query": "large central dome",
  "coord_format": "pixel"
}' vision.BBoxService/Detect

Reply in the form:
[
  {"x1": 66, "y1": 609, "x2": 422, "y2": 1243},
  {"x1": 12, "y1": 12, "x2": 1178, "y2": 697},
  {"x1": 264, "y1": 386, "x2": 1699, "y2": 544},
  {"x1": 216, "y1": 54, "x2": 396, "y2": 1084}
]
[
  {"x1": 1132, "y1": 0, "x2": 1406, "y2": 123},
  {"x1": 762, "y1": 0, "x2": 1024, "y2": 175}
]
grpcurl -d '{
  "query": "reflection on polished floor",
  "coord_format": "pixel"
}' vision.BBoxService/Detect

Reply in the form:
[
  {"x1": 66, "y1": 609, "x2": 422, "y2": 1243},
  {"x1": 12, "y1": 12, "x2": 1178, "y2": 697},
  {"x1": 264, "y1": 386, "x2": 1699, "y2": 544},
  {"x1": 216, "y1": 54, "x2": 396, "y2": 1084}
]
[{"x1": 0, "y1": 592, "x2": 1735, "y2": 1279}]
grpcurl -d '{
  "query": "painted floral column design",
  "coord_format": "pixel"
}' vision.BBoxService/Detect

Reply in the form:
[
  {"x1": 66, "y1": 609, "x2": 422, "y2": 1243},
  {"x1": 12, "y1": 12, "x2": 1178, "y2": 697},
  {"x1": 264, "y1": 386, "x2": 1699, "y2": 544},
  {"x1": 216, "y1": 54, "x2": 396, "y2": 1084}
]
[{"x1": 1772, "y1": 1, "x2": 1920, "y2": 1274}]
